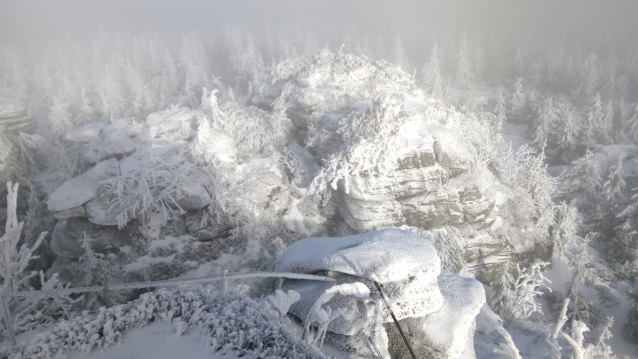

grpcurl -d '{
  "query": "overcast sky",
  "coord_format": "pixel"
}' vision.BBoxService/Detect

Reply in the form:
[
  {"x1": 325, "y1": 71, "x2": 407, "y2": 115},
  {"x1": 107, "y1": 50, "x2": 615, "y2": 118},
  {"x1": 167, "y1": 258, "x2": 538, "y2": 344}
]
[{"x1": 1, "y1": 0, "x2": 637, "y2": 48}]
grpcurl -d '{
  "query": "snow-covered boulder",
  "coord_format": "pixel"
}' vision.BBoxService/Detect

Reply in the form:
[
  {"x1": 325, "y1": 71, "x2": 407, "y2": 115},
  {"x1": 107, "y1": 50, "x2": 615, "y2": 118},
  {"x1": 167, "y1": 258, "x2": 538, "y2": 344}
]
[
  {"x1": 386, "y1": 270, "x2": 485, "y2": 359},
  {"x1": 64, "y1": 122, "x2": 104, "y2": 143},
  {"x1": 276, "y1": 229, "x2": 484, "y2": 358},
  {"x1": 146, "y1": 106, "x2": 198, "y2": 140},
  {"x1": 51, "y1": 217, "x2": 125, "y2": 258},
  {"x1": 47, "y1": 158, "x2": 119, "y2": 212},
  {"x1": 0, "y1": 96, "x2": 35, "y2": 134},
  {"x1": 174, "y1": 183, "x2": 211, "y2": 211}
]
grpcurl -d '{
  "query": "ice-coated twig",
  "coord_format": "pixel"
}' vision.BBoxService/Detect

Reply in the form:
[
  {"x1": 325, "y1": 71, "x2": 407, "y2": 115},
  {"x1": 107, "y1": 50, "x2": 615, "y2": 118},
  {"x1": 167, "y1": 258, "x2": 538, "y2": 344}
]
[{"x1": 493, "y1": 324, "x2": 522, "y2": 359}]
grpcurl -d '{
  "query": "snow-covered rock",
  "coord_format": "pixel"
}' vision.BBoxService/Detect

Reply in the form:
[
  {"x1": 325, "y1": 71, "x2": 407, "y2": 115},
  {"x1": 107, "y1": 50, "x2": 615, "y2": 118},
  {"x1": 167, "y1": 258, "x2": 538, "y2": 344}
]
[
  {"x1": 46, "y1": 158, "x2": 119, "y2": 212},
  {"x1": 0, "y1": 96, "x2": 35, "y2": 134},
  {"x1": 174, "y1": 183, "x2": 211, "y2": 211},
  {"x1": 83, "y1": 134, "x2": 136, "y2": 163},
  {"x1": 276, "y1": 229, "x2": 484, "y2": 358},
  {"x1": 64, "y1": 122, "x2": 104, "y2": 143},
  {"x1": 51, "y1": 217, "x2": 125, "y2": 258},
  {"x1": 386, "y1": 270, "x2": 485, "y2": 359},
  {"x1": 146, "y1": 106, "x2": 198, "y2": 141},
  {"x1": 52, "y1": 205, "x2": 86, "y2": 220},
  {"x1": 184, "y1": 210, "x2": 234, "y2": 241}
]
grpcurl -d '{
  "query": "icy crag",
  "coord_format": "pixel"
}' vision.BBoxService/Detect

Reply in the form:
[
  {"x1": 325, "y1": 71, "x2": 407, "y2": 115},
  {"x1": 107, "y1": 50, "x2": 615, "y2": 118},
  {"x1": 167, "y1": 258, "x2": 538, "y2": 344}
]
[{"x1": 276, "y1": 229, "x2": 485, "y2": 359}]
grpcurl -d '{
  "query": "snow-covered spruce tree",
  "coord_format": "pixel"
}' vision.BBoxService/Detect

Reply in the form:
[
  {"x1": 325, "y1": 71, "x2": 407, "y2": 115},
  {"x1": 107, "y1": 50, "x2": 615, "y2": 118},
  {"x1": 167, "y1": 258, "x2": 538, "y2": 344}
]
[
  {"x1": 75, "y1": 87, "x2": 97, "y2": 125},
  {"x1": 563, "y1": 150, "x2": 601, "y2": 209},
  {"x1": 392, "y1": 34, "x2": 411, "y2": 73},
  {"x1": 493, "y1": 87, "x2": 507, "y2": 136},
  {"x1": 48, "y1": 95, "x2": 73, "y2": 137},
  {"x1": 422, "y1": 43, "x2": 443, "y2": 98},
  {"x1": 510, "y1": 77, "x2": 526, "y2": 122},
  {"x1": 489, "y1": 260, "x2": 515, "y2": 321},
  {"x1": 553, "y1": 202, "x2": 579, "y2": 260},
  {"x1": 455, "y1": 34, "x2": 474, "y2": 88},
  {"x1": 601, "y1": 155, "x2": 625, "y2": 205},
  {"x1": 98, "y1": 61, "x2": 126, "y2": 120},
  {"x1": 532, "y1": 96, "x2": 558, "y2": 154},
  {"x1": 582, "y1": 93, "x2": 602, "y2": 143},
  {"x1": 555, "y1": 103, "x2": 579, "y2": 161},
  {"x1": 580, "y1": 53, "x2": 599, "y2": 102},
  {"x1": 597, "y1": 100, "x2": 615, "y2": 145}
]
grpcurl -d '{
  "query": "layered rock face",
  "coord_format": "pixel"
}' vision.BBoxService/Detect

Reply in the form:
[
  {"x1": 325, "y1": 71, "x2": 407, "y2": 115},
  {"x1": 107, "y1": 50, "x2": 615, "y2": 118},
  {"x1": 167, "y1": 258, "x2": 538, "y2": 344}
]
[
  {"x1": 275, "y1": 229, "x2": 485, "y2": 359},
  {"x1": 0, "y1": 96, "x2": 36, "y2": 134}
]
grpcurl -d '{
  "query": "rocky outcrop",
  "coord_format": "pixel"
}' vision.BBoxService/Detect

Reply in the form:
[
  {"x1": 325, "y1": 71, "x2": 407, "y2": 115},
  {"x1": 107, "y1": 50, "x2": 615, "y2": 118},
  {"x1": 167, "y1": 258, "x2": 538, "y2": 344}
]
[
  {"x1": 0, "y1": 96, "x2": 36, "y2": 134},
  {"x1": 51, "y1": 217, "x2": 125, "y2": 258},
  {"x1": 47, "y1": 158, "x2": 120, "y2": 213},
  {"x1": 275, "y1": 229, "x2": 485, "y2": 359}
]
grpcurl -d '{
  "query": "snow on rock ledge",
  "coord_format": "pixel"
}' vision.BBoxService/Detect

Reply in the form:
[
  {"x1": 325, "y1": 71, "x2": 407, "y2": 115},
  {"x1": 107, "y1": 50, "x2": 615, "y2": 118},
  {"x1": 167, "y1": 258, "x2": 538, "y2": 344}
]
[{"x1": 276, "y1": 229, "x2": 484, "y2": 358}]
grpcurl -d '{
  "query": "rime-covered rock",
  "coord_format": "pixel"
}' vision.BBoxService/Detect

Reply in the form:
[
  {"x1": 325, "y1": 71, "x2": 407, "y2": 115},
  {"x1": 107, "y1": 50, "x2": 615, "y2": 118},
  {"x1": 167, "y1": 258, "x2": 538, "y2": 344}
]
[
  {"x1": 52, "y1": 206, "x2": 86, "y2": 220},
  {"x1": 51, "y1": 217, "x2": 124, "y2": 258},
  {"x1": 84, "y1": 197, "x2": 129, "y2": 226},
  {"x1": 64, "y1": 122, "x2": 104, "y2": 143},
  {"x1": 277, "y1": 229, "x2": 484, "y2": 358},
  {"x1": 146, "y1": 106, "x2": 198, "y2": 140},
  {"x1": 386, "y1": 271, "x2": 485, "y2": 359},
  {"x1": 0, "y1": 96, "x2": 36, "y2": 134},
  {"x1": 174, "y1": 183, "x2": 211, "y2": 211},
  {"x1": 184, "y1": 210, "x2": 234, "y2": 241},
  {"x1": 83, "y1": 135, "x2": 136, "y2": 163},
  {"x1": 47, "y1": 158, "x2": 119, "y2": 212}
]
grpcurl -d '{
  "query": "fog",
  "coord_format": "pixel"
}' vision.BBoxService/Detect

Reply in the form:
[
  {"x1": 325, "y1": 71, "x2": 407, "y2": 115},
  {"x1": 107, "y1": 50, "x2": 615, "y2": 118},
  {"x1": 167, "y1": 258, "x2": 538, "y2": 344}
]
[{"x1": 2, "y1": 0, "x2": 638, "y2": 49}]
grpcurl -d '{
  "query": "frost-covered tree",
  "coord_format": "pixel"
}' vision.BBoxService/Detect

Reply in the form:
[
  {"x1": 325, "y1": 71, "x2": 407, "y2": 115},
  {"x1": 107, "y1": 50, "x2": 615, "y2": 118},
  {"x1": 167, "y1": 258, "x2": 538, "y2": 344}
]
[
  {"x1": 582, "y1": 93, "x2": 602, "y2": 143},
  {"x1": 98, "y1": 61, "x2": 126, "y2": 119},
  {"x1": 49, "y1": 95, "x2": 73, "y2": 136},
  {"x1": 489, "y1": 262, "x2": 515, "y2": 320},
  {"x1": 510, "y1": 77, "x2": 526, "y2": 122},
  {"x1": 556, "y1": 104, "x2": 579, "y2": 160},
  {"x1": 511, "y1": 262, "x2": 551, "y2": 319},
  {"x1": 392, "y1": 34, "x2": 410, "y2": 72},
  {"x1": 532, "y1": 97, "x2": 558, "y2": 153},
  {"x1": 493, "y1": 87, "x2": 507, "y2": 135},
  {"x1": 553, "y1": 202, "x2": 579, "y2": 260},
  {"x1": 563, "y1": 150, "x2": 601, "y2": 208},
  {"x1": 455, "y1": 34, "x2": 474, "y2": 87},
  {"x1": 601, "y1": 155, "x2": 625, "y2": 204},
  {"x1": 75, "y1": 87, "x2": 97, "y2": 125},
  {"x1": 422, "y1": 43, "x2": 443, "y2": 98},
  {"x1": 598, "y1": 100, "x2": 614, "y2": 144},
  {"x1": 580, "y1": 53, "x2": 598, "y2": 101}
]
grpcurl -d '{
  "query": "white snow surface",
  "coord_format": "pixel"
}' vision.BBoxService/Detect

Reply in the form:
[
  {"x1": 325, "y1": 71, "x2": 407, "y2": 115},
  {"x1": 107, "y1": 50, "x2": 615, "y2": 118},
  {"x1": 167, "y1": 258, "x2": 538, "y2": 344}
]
[{"x1": 275, "y1": 228, "x2": 441, "y2": 284}]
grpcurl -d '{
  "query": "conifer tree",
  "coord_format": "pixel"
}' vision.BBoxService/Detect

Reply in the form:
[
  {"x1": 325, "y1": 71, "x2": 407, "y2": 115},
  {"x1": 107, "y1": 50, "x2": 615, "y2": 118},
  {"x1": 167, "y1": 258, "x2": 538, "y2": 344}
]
[
  {"x1": 553, "y1": 202, "x2": 579, "y2": 259},
  {"x1": 392, "y1": 35, "x2": 410, "y2": 72},
  {"x1": 49, "y1": 95, "x2": 73, "y2": 137},
  {"x1": 490, "y1": 261, "x2": 515, "y2": 320},
  {"x1": 493, "y1": 87, "x2": 507, "y2": 135},
  {"x1": 556, "y1": 104, "x2": 579, "y2": 160},
  {"x1": 75, "y1": 87, "x2": 97, "y2": 125},
  {"x1": 563, "y1": 150, "x2": 601, "y2": 209},
  {"x1": 510, "y1": 77, "x2": 526, "y2": 122},
  {"x1": 598, "y1": 100, "x2": 614, "y2": 144},
  {"x1": 601, "y1": 156, "x2": 625, "y2": 204},
  {"x1": 581, "y1": 53, "x2": 598, "y2": 100},
  {"x1": 455, "y1": 34, "x2": 474, "y2": 87},
  {"x1": 532, "y1": 97, "x2": 558, "y2": 153},
  {"x1": 422, "y1": 43, "x2": 443, "y2": 98},
  {"x1": 582, "y1": 93, "x2": 602, "y2": 143},
  {"x1": 98, "y1": 62, "x2": 126, "y2": 119}
]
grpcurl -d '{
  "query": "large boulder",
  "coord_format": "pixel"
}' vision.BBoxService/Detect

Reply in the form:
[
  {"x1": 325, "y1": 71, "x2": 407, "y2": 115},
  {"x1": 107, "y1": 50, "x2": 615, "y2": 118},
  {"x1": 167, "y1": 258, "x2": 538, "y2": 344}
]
[
  {"x1": 47, "y1": 159, "x2": 119, "y2": 212},
  {"x1": 50, "y1": 217, "x2": 124, "y2": 258},
  {"x1": 0, "y1": 96, "x2": 36, "y2": 134},
  {"x1": 275, "y1": 229, "x2": 484, "y2": 358}
]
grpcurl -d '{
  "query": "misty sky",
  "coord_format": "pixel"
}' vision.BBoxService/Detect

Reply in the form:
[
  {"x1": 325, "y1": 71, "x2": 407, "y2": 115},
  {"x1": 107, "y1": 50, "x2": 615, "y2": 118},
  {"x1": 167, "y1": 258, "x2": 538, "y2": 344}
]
[{"x1": 2, "y1": 0, "x2": 638, "y2": 48}]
